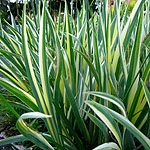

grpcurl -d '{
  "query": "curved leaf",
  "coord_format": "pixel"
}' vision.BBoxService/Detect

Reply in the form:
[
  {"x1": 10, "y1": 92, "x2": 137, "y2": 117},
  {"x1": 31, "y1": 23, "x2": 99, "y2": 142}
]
[
  {"x1": 87, "y1": 91, "x2": 126, "y2": 117},
  {"x1": 0, "y1": 77, "x2": 38, "y2": 111},
  {"x1": 86, "y1": 101, "x2": 123, "y2": 149},
  {"x1": 93, "y1": 142, "x2": 120, "y2": 150},
  {"x1": 104, "y1": 107, "x2": 150, "y2": 149},
  {"x1": 16, "y1": 112, "x2": 54, "y2": 150}
]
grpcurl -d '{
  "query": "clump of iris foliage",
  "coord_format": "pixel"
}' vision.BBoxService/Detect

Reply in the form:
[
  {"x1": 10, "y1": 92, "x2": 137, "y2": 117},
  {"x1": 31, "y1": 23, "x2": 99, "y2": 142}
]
[{"x1": 0, "y1": 0, "x2": 150, "y2": 149}]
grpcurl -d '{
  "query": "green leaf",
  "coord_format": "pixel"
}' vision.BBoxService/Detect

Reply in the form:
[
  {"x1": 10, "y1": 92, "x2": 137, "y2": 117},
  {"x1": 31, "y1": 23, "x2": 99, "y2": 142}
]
[
  {"x1": 116, "y1": 1, "x2": 127, "y2": 82},
  {"x1": 85, "y1": 111, "x2": 109, "y2": 142},
  {"x1": 0, "y1": 57, "x2": 28, "y2": 91},
  {"x1": 16, "y1": 112, "x2": 54, "y2": 150},
  {"x1": 143, "y1": 32, "x2": 150, "y2": 51},
  {"x1": 0, "y1": 77, "x2": 38, "y2": 111},
  {"x1": 39, "y1": 0, "x2": 52, "y2": 116},
  {"x1": 63, "y1": 76, "x2": 90, "y2": 143},
  {"x1": 74, "y1": 49, "x2": 99, "y2": 84},
  {"x1": 22, "y1": 0, "x2": 48, "y2": 116},
  {"x1": 0, "y1": 34, "x2": 16, "y2": 53},
  {"x1": 84, "y1": 0, "x2": 92, "y2": 92},
  {"x1": 8, "y1": 101, "x2": 33, "y2": 112},
  {"x1": 93, "y1": 142, "x2": 120, "y2": 150},
  {"x1": 0, "y1": 94, "x2": 19, "y2": 118},
  {"x1": 106, "y1": 12, "x2": 111, "y2": 73},
  {"x1": 53, "y1": 30, "x2": 63, "y2": 101},
  {"x1": 92, "y1": 21, "x2": 102, "y2": 90},
  {"x1": 38, "y1": 0, "x2": 62, "y2": 143},
  {"x1": 141, "y1": 79, "x2": 150, "y2": 108},
  {"x1": 86, "y1": 101, "x2": 122, "y2": 148},
  {"x1": 121, "y1": 0, "x2": 144, "y2": 41},
  {"x1": 53, "y1": 101, "x2": 84, "y2": 149},
  {"x1": 65, "y1": 0, "x2": 76, "y2": 94},
  {"x1": 18, "y1": 112, "x2": 51, "y2": 120},
  {"x1": 128, "y1": 54, "x2": 150, "y2": 120},
  {"x1": 124, "y1": 7, "x2": 144, "y2": 111},
  {"x1": 104, "y1": 107, "x2": 150, "y2": 149},
  {"x1": 0, "y1": 135, "x2": 26, "y2": 146},
  {"x1": 87, "y1": 91, "x2": 126, "y2": 117},
  {"x1": 3, "y1": 20, "x2": 22, "y2": 42},
  {"x1": 42, "y1": 133, "x2": 66, "y2": 150}
]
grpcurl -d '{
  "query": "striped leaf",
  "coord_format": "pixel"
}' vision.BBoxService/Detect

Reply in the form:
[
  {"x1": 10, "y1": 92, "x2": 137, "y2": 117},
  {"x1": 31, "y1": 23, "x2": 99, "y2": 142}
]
[
  {"x1": 141, "y1": 79, "x2": 150, "y2": 108},
  {"x1": 16, "y1": 112, "x2": 54, "y2": 150},
  {"x1": 93, "y1": 142, "x2": 120, "y2": 150},
  {"x1": 0, "y1": 135, "x2": 26, "y2": 146},
  {"x1": 0, "y1": 77, "x2": 38, "y2": 111},
  {"x1": 86, "y1": 101, "x2": 123, "y2": 149},
  {"x1": 104, "y1": 107, "x2": 150, "y2": 149},
  {"x1": 87, "y1": 91, "x2": 126, "y2": 117}
]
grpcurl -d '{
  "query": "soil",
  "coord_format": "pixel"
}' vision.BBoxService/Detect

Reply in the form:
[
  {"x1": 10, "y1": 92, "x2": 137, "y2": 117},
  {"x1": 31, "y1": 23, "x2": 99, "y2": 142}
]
[{"x1": 0, "y1": 113, "x2": 21, "y2": 150}]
